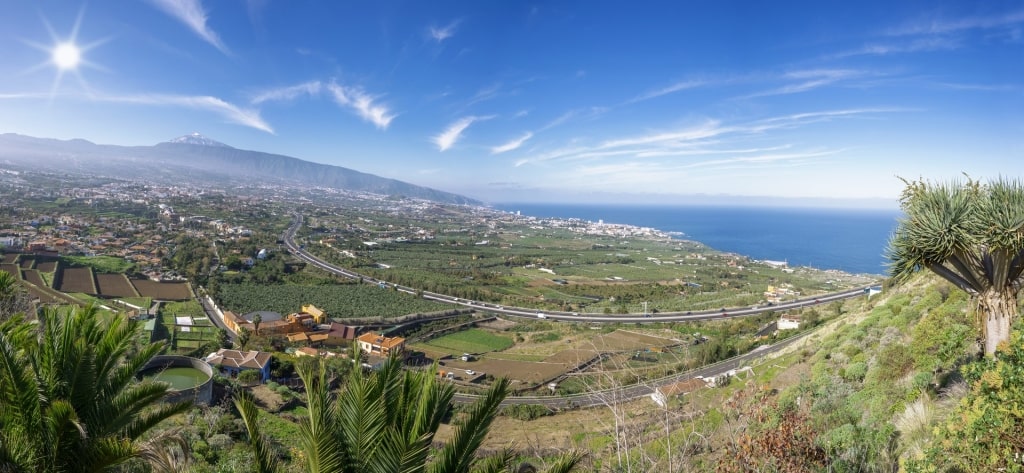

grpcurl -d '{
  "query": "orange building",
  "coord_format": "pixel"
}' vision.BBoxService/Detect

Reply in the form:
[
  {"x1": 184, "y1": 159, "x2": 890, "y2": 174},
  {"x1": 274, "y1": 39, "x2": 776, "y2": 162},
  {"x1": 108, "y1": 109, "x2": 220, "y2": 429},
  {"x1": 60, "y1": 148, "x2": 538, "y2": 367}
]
[{"x1": 356, "y1": 332, "x2": 406, "y2": 357}]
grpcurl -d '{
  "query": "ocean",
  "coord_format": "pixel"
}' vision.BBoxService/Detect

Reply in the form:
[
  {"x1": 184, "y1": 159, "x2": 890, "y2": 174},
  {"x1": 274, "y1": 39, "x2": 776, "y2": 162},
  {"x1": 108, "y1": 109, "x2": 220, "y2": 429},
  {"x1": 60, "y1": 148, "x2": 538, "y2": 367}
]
[{"x1": 493, "y1": 203, "x2": 902, "y2": 276}]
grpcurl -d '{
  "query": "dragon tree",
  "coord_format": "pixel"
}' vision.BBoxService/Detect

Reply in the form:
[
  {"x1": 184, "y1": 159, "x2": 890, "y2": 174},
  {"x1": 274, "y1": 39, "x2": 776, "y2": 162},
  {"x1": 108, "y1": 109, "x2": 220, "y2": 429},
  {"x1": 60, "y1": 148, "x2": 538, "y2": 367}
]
[{"x1": 888, "y1": 176, "x2": 1024, "y2": 356}]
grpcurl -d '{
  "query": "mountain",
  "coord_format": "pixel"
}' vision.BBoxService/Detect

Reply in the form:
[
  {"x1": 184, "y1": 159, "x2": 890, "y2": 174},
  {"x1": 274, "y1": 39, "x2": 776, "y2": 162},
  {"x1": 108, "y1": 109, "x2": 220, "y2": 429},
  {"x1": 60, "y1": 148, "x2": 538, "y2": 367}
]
[
  {"x1": 166, "y1": 132, "x2": 231, "y2": 148},
  {"x1": 0, "y1": 133, "x2": 480, "y2": 205}
]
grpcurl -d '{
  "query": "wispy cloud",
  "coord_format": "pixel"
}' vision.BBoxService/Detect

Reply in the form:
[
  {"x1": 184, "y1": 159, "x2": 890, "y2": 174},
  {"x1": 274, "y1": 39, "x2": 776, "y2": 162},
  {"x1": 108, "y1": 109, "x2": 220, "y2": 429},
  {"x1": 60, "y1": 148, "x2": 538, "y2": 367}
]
[
  {"x1": 251, "y1": 81, "x2": 322, "y2": 105},
  {"x1": 325, "y1": 82, "x2": 396, "y2": 129},
  {"x1": 467, "y1": 82, "x2": 502, "y2": 106},
  {"x1": 627, "y1": 79, "x2": 707, "y2": 104},
  {"x1": 433, "y1": 115, "x2": 491, "y2": 151},
  {"x1": 491, "y1": 132, "x2": 533, "y2": 154},
  {"x1": 830, "y1": 36, "x2": 961, "y2": 58},
  {"x1": 600, "y1": 120, "x2": 725, "y2": 149},
  {"x1": 105, "y1": 93, "x2": 273, "y2": 133},
  {"x1": 429, "y1": 19, "x2": 461, "y2": 42},
  {"x1": 887, "y1": 9, "x2": 1024, "y2": 36},
  {"x1": 0, "y1": 92, "x2": 51, "y2": 100},
  {"x1": 514, "y1": 108, "x2": 901, "y2": 167},
  {"x1": 832, "y1": 9, "x2": 1024, "y2": 58},
  {"x1": 1, "y1": 89, "x2": 272, "y2": 132},
  {"x1": 742, "y1": 69, "x2": 865, "y2": 98},
  {"x1": 932, "y1": 82, "x2": 1018, "y2": 92},
  {"x1": 678, "y1": 149, "x2": 843, "y2": 170},
  {"x1": 538, "y1": 107, "x2": 608, "y2": 132},
  {"x1": 148, "y1": 0, "x2": 230, "y2": 54}
]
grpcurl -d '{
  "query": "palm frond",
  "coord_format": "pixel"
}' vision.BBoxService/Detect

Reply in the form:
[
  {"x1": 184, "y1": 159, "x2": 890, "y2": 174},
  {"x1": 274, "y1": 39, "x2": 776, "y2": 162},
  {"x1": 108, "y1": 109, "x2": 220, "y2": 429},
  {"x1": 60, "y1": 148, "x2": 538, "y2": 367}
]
[
  {"x1": 541, "y1": 450, "x2": 587, "y2": 473},
  {"x1": 429, "y1": 378, "x2": 510, "y2": 473},
  {"x1": 80, "y1": 435, "x2": 142, "y2": 472},
  {"x1": 294, "y1": 359, "x2": 346, "y2": 473},
  {"x1": 135, "y1": 427, "x2": 193, "y2": 473},
  {"x1": 338, "y1": 368, "x2": 387, "y2": 473},
  {"x1": 234, "y1": 389, "x2": 280, "y2": 473},
  {"x1": 470, "y1": 448, "x2": 516, "y2": 473}
]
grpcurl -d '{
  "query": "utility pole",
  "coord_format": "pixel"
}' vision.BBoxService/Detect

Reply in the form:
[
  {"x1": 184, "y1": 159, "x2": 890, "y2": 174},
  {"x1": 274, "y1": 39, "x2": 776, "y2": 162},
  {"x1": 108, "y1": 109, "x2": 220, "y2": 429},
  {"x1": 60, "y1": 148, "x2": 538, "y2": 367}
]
[{"x1": 642, "y1": 301, "x2": 648, "y2": 315}]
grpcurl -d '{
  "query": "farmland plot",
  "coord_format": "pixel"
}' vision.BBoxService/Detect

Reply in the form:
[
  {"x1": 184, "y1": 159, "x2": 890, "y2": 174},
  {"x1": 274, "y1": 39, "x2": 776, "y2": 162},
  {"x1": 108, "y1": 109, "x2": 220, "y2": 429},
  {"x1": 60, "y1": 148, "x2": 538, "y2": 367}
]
[
  {"x1": 22, "y1": 269, "x2": 46, "y2": 288},
  {"x1": 423, "y1": 328, "x2": 514, "y2": 355},
  {"x1": 59, "y1": 267, "x2": 96, "y2": 294},
  {"x1": 96, "y1": 273, "x2": 140, "y2": 298},
  {"x1": 217, "y1": 283, "x2": 452, "y2": 319},
  {"x1": 132, "y1": 279, "x2": 191, "y2": 300},
  {"x1": 35, "y1": 261, "x2": 57, "y2": 273}
]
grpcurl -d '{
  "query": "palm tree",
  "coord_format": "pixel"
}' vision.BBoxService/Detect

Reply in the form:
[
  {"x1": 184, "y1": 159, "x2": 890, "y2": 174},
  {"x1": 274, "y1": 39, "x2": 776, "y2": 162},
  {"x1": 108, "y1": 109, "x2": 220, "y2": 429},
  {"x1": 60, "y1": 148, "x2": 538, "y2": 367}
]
[
  {"x1": 888, "y1": 177, "x2": 1024, "y2": 356},
  {"x1": 235, "y1": 357, "x2": 584, "y2": 473},
  {"x1": 0, "y1": 304, "x2": 191, "y2": 472},
  {"x1": 0, "y1": 270, "x2": 29, "y2": 320},
  {"x1": 252, "y1": 313, "x2": 262, "y2": 336}
]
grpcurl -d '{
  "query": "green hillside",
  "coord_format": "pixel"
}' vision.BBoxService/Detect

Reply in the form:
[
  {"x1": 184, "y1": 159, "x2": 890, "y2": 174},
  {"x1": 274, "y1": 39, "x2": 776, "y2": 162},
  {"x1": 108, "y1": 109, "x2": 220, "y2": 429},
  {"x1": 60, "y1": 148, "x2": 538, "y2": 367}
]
[{"x1": 714, "y1": 272, "x2": 1024, "y2": 471}]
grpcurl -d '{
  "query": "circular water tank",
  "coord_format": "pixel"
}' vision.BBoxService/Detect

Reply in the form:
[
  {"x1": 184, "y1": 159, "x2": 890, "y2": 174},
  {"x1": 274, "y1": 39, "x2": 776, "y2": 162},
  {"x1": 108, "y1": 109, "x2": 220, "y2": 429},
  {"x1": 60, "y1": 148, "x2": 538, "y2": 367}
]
[{"x1": 138, "y1": 355, "x2": 214, "y2": 406}]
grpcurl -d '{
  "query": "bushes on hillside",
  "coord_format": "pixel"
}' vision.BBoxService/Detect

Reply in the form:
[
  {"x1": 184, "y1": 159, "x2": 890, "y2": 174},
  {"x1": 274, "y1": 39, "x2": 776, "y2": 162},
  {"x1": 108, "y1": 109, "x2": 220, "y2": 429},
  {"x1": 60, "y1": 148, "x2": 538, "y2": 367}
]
[{"x1": 907, "y1": 327, "x2": 1024, "y2": 472}]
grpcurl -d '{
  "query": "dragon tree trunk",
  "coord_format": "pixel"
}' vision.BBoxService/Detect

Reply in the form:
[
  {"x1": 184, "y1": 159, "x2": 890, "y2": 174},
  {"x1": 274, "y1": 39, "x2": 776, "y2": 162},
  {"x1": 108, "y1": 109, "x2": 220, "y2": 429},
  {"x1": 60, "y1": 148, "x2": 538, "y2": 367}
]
[{"x1": 978, "y1": 289, "x2": 1016, "y2": 357}]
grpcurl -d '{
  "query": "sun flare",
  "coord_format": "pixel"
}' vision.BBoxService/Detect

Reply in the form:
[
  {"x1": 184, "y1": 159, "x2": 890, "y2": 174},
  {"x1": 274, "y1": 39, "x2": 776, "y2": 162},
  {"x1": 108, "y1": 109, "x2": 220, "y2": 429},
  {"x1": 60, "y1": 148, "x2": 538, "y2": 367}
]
[{"x1": 52, "y1": 42, "x2": 81, "y2": 70}]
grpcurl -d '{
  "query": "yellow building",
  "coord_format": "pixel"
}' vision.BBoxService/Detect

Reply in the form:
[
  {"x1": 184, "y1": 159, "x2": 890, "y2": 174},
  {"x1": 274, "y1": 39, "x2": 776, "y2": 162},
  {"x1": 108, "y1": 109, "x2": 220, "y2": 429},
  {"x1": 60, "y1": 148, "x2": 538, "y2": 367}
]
[{"x1": 302, "y1": 304, "x2": 327, "y2": 324}]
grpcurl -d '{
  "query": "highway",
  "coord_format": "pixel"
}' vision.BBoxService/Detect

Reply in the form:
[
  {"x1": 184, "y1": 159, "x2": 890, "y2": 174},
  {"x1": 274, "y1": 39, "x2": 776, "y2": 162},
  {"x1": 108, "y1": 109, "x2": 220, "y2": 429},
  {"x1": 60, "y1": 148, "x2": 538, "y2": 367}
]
[
  {"x1": 282, "y1": 212, "x2": 877, "y2": 324},
  {"x1": 282, "y1": 211, "x2": 869, "y2": 407},
  {"x1": 455, "y1": 327, "x2": 811, "y2": 408}
]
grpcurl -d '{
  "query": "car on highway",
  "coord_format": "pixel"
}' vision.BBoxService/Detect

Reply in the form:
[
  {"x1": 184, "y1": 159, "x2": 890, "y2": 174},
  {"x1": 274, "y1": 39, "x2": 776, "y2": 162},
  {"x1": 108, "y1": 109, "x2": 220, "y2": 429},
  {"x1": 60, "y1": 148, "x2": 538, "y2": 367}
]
[{"x1": 537, "y1": 312, "x2": 547, "y2": 319}]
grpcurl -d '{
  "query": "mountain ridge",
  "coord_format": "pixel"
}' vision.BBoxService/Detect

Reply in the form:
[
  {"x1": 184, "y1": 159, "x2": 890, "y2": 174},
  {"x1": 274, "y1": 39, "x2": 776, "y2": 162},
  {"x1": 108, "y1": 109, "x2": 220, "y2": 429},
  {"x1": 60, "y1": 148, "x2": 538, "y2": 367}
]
[{"x1": 0, "y1": 132, "x2": 480, "y2": 205}]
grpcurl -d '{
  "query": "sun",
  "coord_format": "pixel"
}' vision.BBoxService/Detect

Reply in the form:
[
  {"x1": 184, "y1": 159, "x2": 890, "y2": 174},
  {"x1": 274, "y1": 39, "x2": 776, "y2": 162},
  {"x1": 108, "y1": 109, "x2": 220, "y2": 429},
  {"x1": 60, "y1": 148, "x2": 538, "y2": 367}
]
[
  {"x1": 52, "y1": 42, "x2": 82, "y2": 70},
  {"x1": 22, "y1": 8, "x2": 107, "y2": 98}
]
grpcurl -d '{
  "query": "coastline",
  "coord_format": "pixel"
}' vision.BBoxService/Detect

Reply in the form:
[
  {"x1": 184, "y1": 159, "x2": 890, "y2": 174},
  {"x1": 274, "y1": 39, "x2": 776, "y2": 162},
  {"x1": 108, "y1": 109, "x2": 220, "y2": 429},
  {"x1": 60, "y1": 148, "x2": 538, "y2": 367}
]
[{"x1": 492, "y1": 203, "x2": 897, "y2": 276}]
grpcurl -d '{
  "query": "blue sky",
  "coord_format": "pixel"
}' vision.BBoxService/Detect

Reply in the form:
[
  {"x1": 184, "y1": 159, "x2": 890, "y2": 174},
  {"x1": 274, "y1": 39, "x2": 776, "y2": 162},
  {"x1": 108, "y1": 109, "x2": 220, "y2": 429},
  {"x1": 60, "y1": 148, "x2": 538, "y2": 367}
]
[{"x1": 0, "y1": 1, "x2": 1021, "y2": 207}]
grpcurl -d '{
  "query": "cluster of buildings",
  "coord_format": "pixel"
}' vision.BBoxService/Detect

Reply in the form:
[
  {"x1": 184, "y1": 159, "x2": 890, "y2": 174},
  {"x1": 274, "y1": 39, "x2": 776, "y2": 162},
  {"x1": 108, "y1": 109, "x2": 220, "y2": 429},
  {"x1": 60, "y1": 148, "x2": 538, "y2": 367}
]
[
  {"x1": 763, "y1": 284, "x2": 801, "y2": 304},
  {"x1": 208, "y1": 303, "x2": 408, "y2": 383}
]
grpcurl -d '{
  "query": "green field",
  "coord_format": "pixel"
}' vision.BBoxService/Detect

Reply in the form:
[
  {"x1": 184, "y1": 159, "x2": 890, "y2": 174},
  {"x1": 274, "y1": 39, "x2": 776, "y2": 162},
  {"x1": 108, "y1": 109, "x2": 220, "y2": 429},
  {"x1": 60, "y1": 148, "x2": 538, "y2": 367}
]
[
  {"x1": 422, "y1": 328, "x2": 514, "y2": 355},
  {"x1": 162, "y1": 301, "x2": 204, "y2": 316},
  {"x1": 118, "y1": 297, "x2": 153, "y2": 310},
  {"x1": 63, "y1": 255, "x2": 134, "y2": 273},
  {"x1": 217, "y1": 283, "x2": 454, "y2": 319}
]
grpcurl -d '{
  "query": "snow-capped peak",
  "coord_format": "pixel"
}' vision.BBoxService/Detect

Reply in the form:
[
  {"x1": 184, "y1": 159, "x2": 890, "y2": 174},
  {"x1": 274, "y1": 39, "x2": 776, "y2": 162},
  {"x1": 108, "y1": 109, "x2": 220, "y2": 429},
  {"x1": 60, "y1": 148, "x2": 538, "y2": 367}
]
[{"x1": 165, "y1": 132, "x2": 231, "y2": 148}]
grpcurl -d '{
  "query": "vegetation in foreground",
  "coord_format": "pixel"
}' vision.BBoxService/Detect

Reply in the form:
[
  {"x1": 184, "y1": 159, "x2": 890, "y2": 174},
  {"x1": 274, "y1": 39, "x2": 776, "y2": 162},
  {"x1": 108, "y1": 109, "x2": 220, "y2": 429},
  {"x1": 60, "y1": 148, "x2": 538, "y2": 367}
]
[
  {"x1": 0, "y1": 305, "x2": 189, "y2": 472},
  {"x1": 236, "y1": 357, "x2": 584, "y2": 473}
]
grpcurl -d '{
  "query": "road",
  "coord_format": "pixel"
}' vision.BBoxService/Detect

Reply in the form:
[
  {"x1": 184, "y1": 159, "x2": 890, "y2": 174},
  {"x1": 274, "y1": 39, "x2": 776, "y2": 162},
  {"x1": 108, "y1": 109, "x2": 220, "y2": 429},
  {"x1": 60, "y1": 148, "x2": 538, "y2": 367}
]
[
  {"x1": 282, "y1": 211, "x2": 878, "y2": 324},
  {"x1": 454, "y1": 327, "x2": 810, "y2": 408},
  {"x1": 280, "y1": 211, "x2": 863, "y2": 407}
]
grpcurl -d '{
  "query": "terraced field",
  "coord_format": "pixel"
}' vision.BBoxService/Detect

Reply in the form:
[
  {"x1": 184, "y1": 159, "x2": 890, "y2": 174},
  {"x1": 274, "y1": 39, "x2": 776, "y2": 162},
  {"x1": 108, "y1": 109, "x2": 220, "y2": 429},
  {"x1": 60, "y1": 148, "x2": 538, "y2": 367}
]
[
  {"x1": 36, "y1": 261, "x2": 57, "y2": 272},
  {"x1": 58, "y1": 267, "x2": 96, "y2": 294},
  {"x1": 22, "y1": 269, "x2": 46, "y2": 287},
  {"x1": 96, "y1": 273, "x2": 140, "y2": 298},
  {"x1": 132, "y1": 279, "x2": 191, "y2": 300}
]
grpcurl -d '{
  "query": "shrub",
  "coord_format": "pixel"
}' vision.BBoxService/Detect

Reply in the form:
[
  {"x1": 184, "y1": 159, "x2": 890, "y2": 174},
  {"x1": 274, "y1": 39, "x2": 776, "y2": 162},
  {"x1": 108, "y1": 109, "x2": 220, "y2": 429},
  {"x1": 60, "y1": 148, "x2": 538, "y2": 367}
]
[
  {"x1": 500, "y1": 404, "x2": 552, "y2": 421},
  {"x1": 842, "y1": 362, "x2": 867, "y2": 382},
  {"x1": 238, "y1": 369, "x2": 261, "y2": 384}
]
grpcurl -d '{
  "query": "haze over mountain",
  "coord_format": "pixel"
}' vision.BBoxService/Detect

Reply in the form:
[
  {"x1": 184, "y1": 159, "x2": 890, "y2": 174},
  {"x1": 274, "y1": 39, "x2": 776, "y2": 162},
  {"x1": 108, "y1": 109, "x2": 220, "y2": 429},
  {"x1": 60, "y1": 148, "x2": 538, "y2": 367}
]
[{"x1": 0, "y1": 133, "x2": 480, "y2": 205}]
